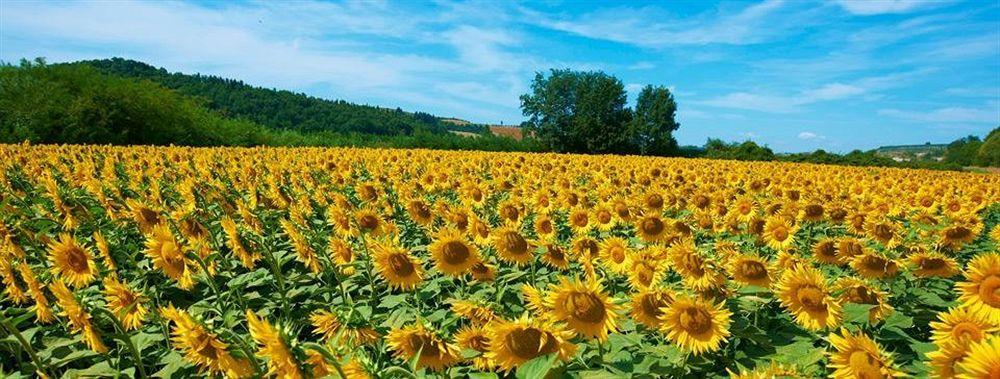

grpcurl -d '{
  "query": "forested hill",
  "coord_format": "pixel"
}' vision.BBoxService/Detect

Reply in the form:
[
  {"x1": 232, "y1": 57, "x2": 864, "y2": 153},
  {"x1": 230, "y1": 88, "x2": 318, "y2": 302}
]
[{"x1": 77, "y1": 58, "x2": 446, "y2": 135}]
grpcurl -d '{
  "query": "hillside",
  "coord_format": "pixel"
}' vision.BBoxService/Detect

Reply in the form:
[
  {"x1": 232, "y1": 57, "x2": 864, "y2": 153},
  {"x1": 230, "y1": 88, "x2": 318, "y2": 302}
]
[
  {"x1": 77, "y1": 58, "x2": 447, "y2": 136},
  {"x1": 873, "y1": 143, "x2": 946, "y2": 162}
]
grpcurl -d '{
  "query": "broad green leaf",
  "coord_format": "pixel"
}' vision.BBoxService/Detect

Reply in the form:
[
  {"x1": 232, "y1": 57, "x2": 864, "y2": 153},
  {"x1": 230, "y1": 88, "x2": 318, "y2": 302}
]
[{"x1": 515, "y1": 353, "x2": 557, "y2": 379}]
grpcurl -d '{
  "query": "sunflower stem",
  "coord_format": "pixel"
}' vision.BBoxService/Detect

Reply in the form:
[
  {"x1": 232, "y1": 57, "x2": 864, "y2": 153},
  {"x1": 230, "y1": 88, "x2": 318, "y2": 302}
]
[
  {"x1": 93, "y1": 307, "x2": 148, "y2": 379},
  {"x1": 0, "y1": 312, "x2": 53, "y2": 379}
]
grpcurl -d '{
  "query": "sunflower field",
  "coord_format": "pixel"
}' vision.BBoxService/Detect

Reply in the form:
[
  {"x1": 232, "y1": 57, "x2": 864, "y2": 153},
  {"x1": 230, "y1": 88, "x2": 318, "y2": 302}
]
[{"x1": 1, "y1": 143, "x2": 999, "y2": 379}]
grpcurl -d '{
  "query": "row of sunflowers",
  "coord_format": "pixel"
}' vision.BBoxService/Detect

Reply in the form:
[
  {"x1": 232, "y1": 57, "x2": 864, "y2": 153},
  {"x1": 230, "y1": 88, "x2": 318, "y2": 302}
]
[{"x1": 1, "y1": 143, "x2": 999, "y2": 378}]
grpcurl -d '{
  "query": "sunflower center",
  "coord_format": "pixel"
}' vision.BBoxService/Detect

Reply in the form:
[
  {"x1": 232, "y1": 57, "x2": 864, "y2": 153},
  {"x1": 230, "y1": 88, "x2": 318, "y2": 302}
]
[
  {"x1": 678, "y1": 307, "x2": 712, "y2": 334},
  {"x1": 848, "y1": 286, "x2": 878, "y2": 304},
  {"x1": 410, "y1": 202, "x2": 431, "y2": 220},
  {"x1": 501, "y1": 232, "x2": 528, "y2": 256},
  {"x1": 978, "y1": 275, "x2": 1000, "y2": 307},
  {"x1": 441, "y1": 241, "x2": 470, "y2": 265},
  {"x1": 358, "y1": 214, "x2": 379, "y2": 231},
  {"x1": 738, "y1": 261, "x2": 767, "y2": 280},
  {"x1": 567, "y1": 292, "x2": 606, "y2": 324},
  {"x1": 468, "y1": 335, "x2": 489, "y2": 352},
  {"x1": 816, "y1": 242, "x2": 837, "y2": 258},
  {"x1": 507, "y1": 328, "x2": 558, "y2": 360},
  {"x1": 640, "y1": 294, "x2": 667, "y2": 319},
  {"x1": 772, "y1": 227, "x2": 789, "y2": 242},
  {"x1": 796, "y1": 286, "x2": 827, "y2": 312},
  {"x1": 547, "y1": 246, "x2": 565, "y2": 261},
  {"x1": 646, "y1": 194, "x2": 663, "y2": 209},
  {"x1": 194, "y1": 336, "x2": 220, "y2": 359},
  {"x1": 471, "y1": 262, "x2": 489, "y2": 275},
  {"x1": 597, "y1": 211, "x2": 612, "y2": 224},
  {"x1": 921, "y1": 257, "x2": 946, "y2": 270},
  {"x1": 873, "y1": 224, "x2": 893, "y2": 240},
  {"x1": 501, "y1": 205, "x2": 519, "y2": 221},
  {"x1": 388, "y1": 254, "x2": 415, "y2": 277},
  {"x1": 139, "y1": 208, "x2": 160, "y2": 225},
  {"x1": 804, "y1": 204, "x2": 823, "y2": 218},
  {"x1": 944, "y1": 226, "x2": 971, "y2": 240},
  {"x1": 65, "y1": 246, "x2": 90, "y2": 273},
  {"x1": 609, "y1": 247, "x2": 625, "y2": 264},
  {"x1": 847, "y1": 351, "x2": 882, "y2": 379},
  {"x1": 407, "y1": 334, "x2": 440, "y2": 358},
  {"x1": 634, "y1": 266, "x2": 653, "y2": 287},
  {"x1": 641, "y1": 218, "x2": 665, "y2": 236},
  {"x1": 538, "y1": 219, "x2": 553, "y2": 234},
  {"x1": 571, "y1": 212, "x2": 588, "y2": 227},
  {"x1": 615, "y1": 204, "x2": 630, "y2": 218},
  {"x1": 952, "y1": 322, "x2": 984, "y2": 342}
]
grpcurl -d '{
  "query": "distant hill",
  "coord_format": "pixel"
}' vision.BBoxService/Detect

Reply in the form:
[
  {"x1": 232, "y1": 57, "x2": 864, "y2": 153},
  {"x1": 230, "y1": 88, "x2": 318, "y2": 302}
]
[{"x1": 77, "y1": 58, "x2": 447, "y2": 136}]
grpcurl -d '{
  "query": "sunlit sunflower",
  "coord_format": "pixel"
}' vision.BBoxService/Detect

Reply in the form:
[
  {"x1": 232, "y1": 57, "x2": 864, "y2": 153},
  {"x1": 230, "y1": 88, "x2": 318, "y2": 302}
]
[
  {"x1": 455, "y1": 325, "x2": 494, "y2": 370},
  {"x1": 540, "y1": 241, "x2": 570, "y2": 270},
  {"x1": 636, "y1": 214, "x2": 670, "y2": 243},
  {"x1": 386, "y1": 323, "x2": 460, "y2": 372},
  {"x1": 144, "y1": 223, "x2": 195, "y2": 290},
  {"x1": 799, "y1": 203, "x2": 825, "y2": 223},
  {"x1": 827, "y1": 328, "x2": 903, "y2": 379},
  {"x1": 485, "y1": 315, "x2": 576, "y2": 373},
  {"x1": 220, "y1": 216, "x2": 259, "y2": 269},
  {"x1": 546, "y1": 277, "x2": 620, "y2": 340},
  {"x1": 18, "y1": 263, "x2": 54, "y2": 323},
  {"x1": 328, "y1": 236, "x2": 355, "y2": 276},
  {"x1": 280, "y1": 219, "x2": 322, "y2": 274},
  {"x1": 470, "y1": 261, "x2": 496, "y2": 282},
  {"x1": 955, "y1": 335, "x2": 1000, "y2": 379},
  {"x1": 450, "y1": 298, "x2": 497, "y2": 326},
  {"x1": 812, "y1": 238, "x2": 840, "y2": 265},
  {"x1": 592, "y1": 204, "x2": 615, "y2": 231},
  {"x1": 497, "y1": 199, "x2": 522, "y2": 225},
  {"x1": 533, "y1": 213, "x2": 556, "y2": 238},
  {"x1": 50, "y1": 280, "x2": 107, "y2": 353},
  {"x1": 909, "y1": 251, "x2": 959, "y2": 278},
  {"x1": 246, "y1": 310, "x2": 303, "y2": 379},
  {"x1": 775, "y1": 265, "x2": 842, "y2": 330},
  {"x1": 428, "y1": 229, "x2": 480, "y2": 276},
  {"x1": 864, "y1": 216, "x2": 902, "y2": 248},
  {"x1": 728, "y1": 254, "x2": 773, "y2": 288},
  {"x1": 659, "y1": 295, "x2": 732, "y2": 355},
  {"x1": 48, "y1": 233, "x2": 98, "y2": 288},
  {"x1": 627, "y1": 248, "x2": 666, "y2": 290},
  {"x1": 160, "y1": 305, "x2": 252, "y2": 378},
  {"x1": 92, "y1": 231, "x2": 116, "y2": 271},
  {"x1": 763, "y1": 216, "x2": 798, "y2": 252},
  {"x1": 309, "y1": 309, "x2": 380, "y2": 346},
  {"x1": 405, "y1": 198, "x2": 434, "y2": 225},
  {"x1": 491, "y1": 226, "x2": 534, "y2": 266},
  {"x1": 629, "y1": 287, "x2": 674, "y2": 328},
  {"x1": 931, "y1": 306, "x2": 1000, "y2": 347},
  {"x1": 598, "y1": 237, "x2": 631, "y2": 275},
  {"x1": 850, "y1": 250, "x2": 900, "y2": 279},
  {"x1": 957, "y1": 253, "x2": 1000, "y2": 324},
  {"x1": 354, "y1": 208, "x2": 387, "y2": 236},
  {"x1": 927, "y1": 340, "x2": 971, "y2": 379},
  {"x1": 371, "y1": 238, "x2": 423, "y2": 290},
  {"x1": 126, "y1": 198, "x2": 162, "y2": 233},
  {"x1": 834, "y1": 277, "x2": 893, "y2": 323},
  {"x1": 940, "y1": 223, "x2": 978, "y2": 251},
  {"x1": 567, "y1": 207, "x2": 592, "y2": 233},
  {"x1": 835, "y1": 237, "x2": 865, "y2": 264},
  {"x1": 102, "y1": 276, "x2": 147, "y2": 330},
  {"x1": 727, "y1": 361, "x2": 801, "y2": 379}
]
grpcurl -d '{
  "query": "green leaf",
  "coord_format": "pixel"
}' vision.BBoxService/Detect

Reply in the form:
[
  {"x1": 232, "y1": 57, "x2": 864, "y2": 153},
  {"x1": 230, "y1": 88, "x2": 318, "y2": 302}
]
[
  {"x1": 153, "y1": 350, "x2": 191, "y2": 379},
  {"x1": 467, "y1": 373, "x2": 499, "y2": 379},
  {"x1": 843, "y1": 303, "x2": 875, "y2": 325},
  {"x1": 515, "y1": 353, "x2": 557, "y2": 379},
  {"x1": 882, "y1": 312, "x2": 913, "y2": 330},
  {"x1": 380, "y1": 294, "x2": 408, "y2": 309}
]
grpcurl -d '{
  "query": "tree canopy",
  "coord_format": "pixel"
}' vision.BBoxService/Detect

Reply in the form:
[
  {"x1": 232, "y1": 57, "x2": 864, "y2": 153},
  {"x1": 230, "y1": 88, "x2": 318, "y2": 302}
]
[{"x1": 520, "y1": 69, "x2": 680, "y2": 155}]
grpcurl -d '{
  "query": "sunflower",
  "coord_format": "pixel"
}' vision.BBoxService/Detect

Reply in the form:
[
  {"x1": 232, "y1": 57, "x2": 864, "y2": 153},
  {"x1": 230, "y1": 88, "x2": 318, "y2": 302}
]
[
  {"x1": 455, "y1": 325, "x2": 494, "y2": 370},
  {"x1": 328, "y1": 236, "x2": 356, "y2": 275},
  {"x1": 812, "y1": 238, "x2": 840, "y2": 265},
  {"x1": 47, "y1": 234, "x2": 98, "y2": 288},
  {"x1": 627, "y1": 249, "x2": 666, "y2": 290},
  {"x1": 386, "y1": 324, "x2": 460, "y2": 372},
  {"x1": 546, "y1": 277, "x2": 620, "y2": 340},
  {"x1": 280, "y1": 219, "x2": 321, "y2": 274},
  {"x1": 931, "y1": 307, "x2": 1000, "y2": 346},
  {"x1": 669, "y1": 239, "x2": 725, "y2": 291},
  {"x1": 940, "y1": 223, "x2": 977, "y2": 251},
  {"x1": 540, "y1": 241, "x2": 570, "y2": 270},
  {"x1": 491, "y1": 226, "x2": 534, "y2": 266},
  {"x1": 144, "y1": 223, "x2": 195, "y2": 290},
  {"x1": 497, "y1": 199, "x2": 522, "y2": 224},
  {"x1": 18, "y1": 263, "x2": 54, "y2": 323},
  {"x1": 763, "y1": 216, "x2": 798, "y2": 252},
  {"x1": 92, "y1": 231, "x2": 116, "y2": 270},
  {"x1": 428, "y1": 229, "x2": 480, "y2": 276},
  {"x1": 221, "y1": 216, "x2": 259, "y2": 269},
  {"x1": 592, "y1": 204, "x2": 615, "y2": 231},
  {"x1": 598, "y1": 237, "x2": 630, "y2": 275},
  {"x1": 50, "y1": 280, "x2": 107, "y2": 353},
  {"x1": 775, "y1": 265, "x2": 841, "y2": 330},
  {"x1": 371, "y1": 238, "x2": 423, "y2": 291},
  {"x1": 799, "y1": 203, "x2": 825, "y2": 223},
  {"x1": 246, "y1": 310, "x2": 303, "y2": 379},
  {"x1": 469, "y1": 215, "x2": 491, "y2": 244},
  {"x1": 533, "y1": 212, "x2": 556, "y2": 238},
  {"x1": 728, "y1": 254, "x2": 773, "y2": 288},
  {"x1": 727, "y1": 361, "x2": 801, "y2": 379},
  {"x1": 659, "y1": 295, "x2": 732, "y2": 355},
  {"x1": 485, "y1": 316, "x2": 576, "y2": 373},
  {"x1": 629, "y1": 287, "x2": 674, "y2": 328},
  {"x1": 405, "y1": 198, "x2": 434, "y2": 225},
  {"x1": 927, "y1": 340, "x2": 971, "y2": 379},
  {"x1": 450, "y1": 298, "x2": 497, "y2": 325},
  {"x1": 354, "y1": 208, "x2": 387, "y2": 236},
  {"x1": 909, "y1": 251, "x2": 959, "y2": 278},
  {"x1": 126, "y1": 199, "x2": 161, "y2": 233},
  {"x1": 567, "y1": 207, "x2": 592, "y2": 233},
  {"x1": 956, "y1": 335, "x2": 1000, "y2": 379},
  {"x1": 160, "y1": 305, "x2": 252, "y2": 378},
  {"x1": 834, "y1": 277, "x2": 893, "y2": 323},
  {"x1": 102, "y1": 276, "x2": 148, "y2": 330},
  {"x1": 309, "y1": 309, "x2": 380, "y2": 346},
  {"x1": 636, "y1": 214, "x2": 669, "y2": 243},
  {"x1": 827, "y1": 328, "x2": 903, "y2": 379},
  {"x1": 957, "y1": 253, "x2": 1000, "y2": 324},
  {"x1": 469, "y1": 261, "x2": 496, "y2": 282},
  {"x1": 850, "y1": 251, "x2": 900, "y2": 279},
  {"x1": 864, "y1": 216, "x2": 902, "y2": 248}
]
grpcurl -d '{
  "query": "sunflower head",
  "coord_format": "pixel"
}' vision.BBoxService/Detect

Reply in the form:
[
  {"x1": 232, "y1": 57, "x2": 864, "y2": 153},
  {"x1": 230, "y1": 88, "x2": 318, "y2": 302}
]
[
  {"x1": 827, "y1": 328, "x2": 903, "y2": 379},
  {"x1": 957, "y1": 253, "x2": 1000, "y2": 325},
  {"x1": 659, "y1": 295, "x2": 732, "y2": 355},
  {"x1": 636, "y1": 214, "x2": 669, "y2": 243},
  {"x1": 491, "y1": 226, "x2": 534, "y2": 266},
  {"x1": 371, "y1": 238, "x2": 423, "y2": 291},
  {"x1": 630, "y1": 287, "x2": 674, "y2": 328},
  {"x1": 930, "y1": 306, "x2": 1000, "y2": 346},
  {"x1": 908, "y1": 251, "x2": 959, "y2": 278},
  {"x1": 728, "y1": 254, "x2": 773, "y2": 288},
  {"x1": 485, "y1": 315, "x2": 576, "y2": 373},
  {"x1": 428, "y1": 229, "x2": 479, "y2": 276},
  {"x1": 850, "y1": 251, "x2": 900, "y2": 279},
  {"x1": 48, "y1": 234, "x2": 97, "y2": 288},
  {"x1": 386, "y1": 324, "x2": 460, "y2": 372},
  {"x1": 546, "y1": 277, "x2": 620, "y2": 341},
  {"x1": 775, "y1": 265, "x2": 841, "y2": 331}
]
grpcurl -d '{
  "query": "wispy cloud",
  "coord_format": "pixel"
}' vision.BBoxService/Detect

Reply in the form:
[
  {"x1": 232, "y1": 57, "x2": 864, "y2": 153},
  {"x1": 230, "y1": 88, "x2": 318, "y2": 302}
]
[
  {"x1": 700, "y1": 83, "x2": 865, "y2": 113},
  {"x1": 833, "y1": 0, "x2": 950, "y2": 15},
  {"x1": 797, "y1": 131, "x2": 825, "y2": 140},
  {"x1": 878, "y1": 106, "x2": 999, "y2": 123}
]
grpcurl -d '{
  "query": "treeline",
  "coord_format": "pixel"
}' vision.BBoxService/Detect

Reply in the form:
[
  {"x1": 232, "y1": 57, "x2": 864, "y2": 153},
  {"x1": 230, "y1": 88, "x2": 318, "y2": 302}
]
[
  {"x1": 0, "y1": 58, "x2": 540, "y2": 152},
  {"x1": 78, "y1": 58, "x2": 447, "y2": 135},
  {"x1": 942, "y1": 131, "x2": 1000, "y2": 167}
]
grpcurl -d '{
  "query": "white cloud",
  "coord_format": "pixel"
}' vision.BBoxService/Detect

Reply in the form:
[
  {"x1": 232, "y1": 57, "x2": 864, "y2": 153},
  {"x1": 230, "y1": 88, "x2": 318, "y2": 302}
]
[
  {"x1": 628, "y1": 61, "x2": 655, "y2": 70},
  {"x1": 833, "y1": 0, "x2": 945, "y2": 15},
  {"x1": 878, "y1": 107, "x2": 999, "y2": 123},
  {"x1": 523, "y1": 0, "x2": 801, "y2": 47},
  {"x1": 700, "y1": 82, "x2": 865, "y2": 113},
  {"x1": 797, "y1": 131, "x2": 825, "y2": 140}
]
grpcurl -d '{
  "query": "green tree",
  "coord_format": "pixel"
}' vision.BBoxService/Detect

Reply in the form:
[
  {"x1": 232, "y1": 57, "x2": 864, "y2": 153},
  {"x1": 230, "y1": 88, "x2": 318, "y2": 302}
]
[
  {"x1": 943, "y1": 135, "x2": 983, "y2": 166},
  {"x1": 976, "y1": 127, "x2": 1000, "y2": 167},
  {"x1": 630, "y1": 85, "x2": 680, "y2": 155},
  {"x1": 520, "y1": 69, "x2": 633, "y2": 154}
]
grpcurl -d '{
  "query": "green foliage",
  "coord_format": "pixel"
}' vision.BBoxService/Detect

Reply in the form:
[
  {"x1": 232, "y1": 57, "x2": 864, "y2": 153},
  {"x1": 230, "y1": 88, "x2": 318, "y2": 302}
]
[
  {"x1": 80, "y1": 58, "x2": 445, "y2": 136},
  {"x1": 942, "y1": 135, "x2": 983, "y2": 166},
  {"x1": 630, "y1": 85, "x2": 680, "y2": 155},
  {"x1": 703, "y1": 138, "x2": 775, "y2": 161},
  {"x1": 974, "y1": 127, "x2": 999, "y2": 167}
]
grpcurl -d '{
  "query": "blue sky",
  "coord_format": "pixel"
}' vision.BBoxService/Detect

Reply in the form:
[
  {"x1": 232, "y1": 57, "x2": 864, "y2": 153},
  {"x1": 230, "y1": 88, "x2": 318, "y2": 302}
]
[{"x1": 2, "y1": 0, "x2": 998, "y2": 152}]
